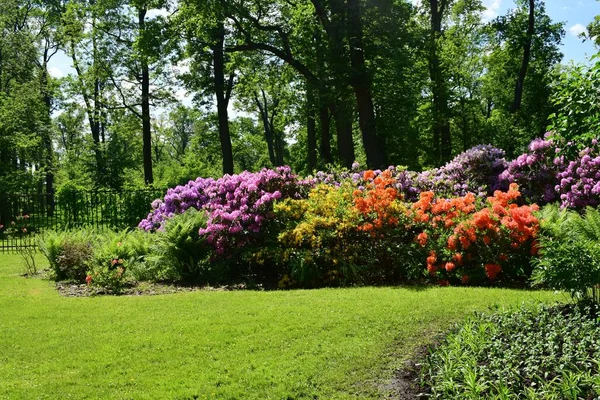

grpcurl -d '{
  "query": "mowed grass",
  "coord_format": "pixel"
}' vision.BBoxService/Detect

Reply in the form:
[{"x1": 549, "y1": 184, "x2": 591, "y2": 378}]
[{"x1": 0, "y1": 254, "x2": 560, "y2": 399}]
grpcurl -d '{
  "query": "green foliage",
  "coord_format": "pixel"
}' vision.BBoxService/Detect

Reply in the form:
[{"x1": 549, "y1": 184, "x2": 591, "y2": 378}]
[
  {"x1": 274, "y1": 183, "x2": 363, "y2": 287},
  {"x1": 548, "y1": 59, "x2": 600, "y2": 151},
  {"x1": 144, "y1": 209, "x2": 210, "y2": 282},
  {"x1": 38, "y1": 229, "x2": 97, "y2": 281},
  {"x1": 273, "y1": 181, "x2": 419, "y2": 288},
  {"x1": 56, "y1": 182, "x2": 87, "y2": 228},
  {"x1": 532, "y1": 205, "x2": 600, "y2": 305},
  {"x1": 87, "y1": 230, "x2": 136, "y2": 293},
  {"x1": 422, "y1": 303, "x2": 600, "y2": 399}
]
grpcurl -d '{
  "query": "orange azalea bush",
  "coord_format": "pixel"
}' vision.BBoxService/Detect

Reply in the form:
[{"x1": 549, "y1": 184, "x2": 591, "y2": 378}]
[
  {"x1": 353, "y1": 170, "x2": 404, "y2": 234},
  {"x1": 351, "y1": 170, "x2": 420, "y2": 281},
  {"x1": 410, "y1": 183, "x2": 540, "y2": 285}
]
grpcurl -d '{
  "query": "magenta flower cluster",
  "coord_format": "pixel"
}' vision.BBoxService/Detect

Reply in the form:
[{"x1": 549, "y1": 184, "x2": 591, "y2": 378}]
[
  {"x1": 499, "y1": 135, "x2": 559, "y2": 204},
  {"x1": 139, "y1": 166, "x2": 308, "y2": 254},
  {"x1": 556, "y1": 139, "x2": 600, "y2": 208}
]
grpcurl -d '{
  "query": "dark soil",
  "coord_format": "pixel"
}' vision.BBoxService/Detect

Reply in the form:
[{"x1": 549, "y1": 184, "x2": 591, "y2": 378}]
[
  {"x1": 382, "y1": 359, "x2": 428, "y2": 399},
  {"x1": 55, "y1": 281, "x2": 252, "y2": 297}
]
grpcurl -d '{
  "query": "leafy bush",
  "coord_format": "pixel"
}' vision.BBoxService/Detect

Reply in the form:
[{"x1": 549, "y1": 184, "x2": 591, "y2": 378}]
[
  {"x1": 275, "y1": 183, "x2": 365, "y2": 287},
  {"x1": 144, "y1": 209, "x2": 210, "y2": 283},
  {"x1": 414, "y1": 144, "x2": 507, "y2": 198},
  {"x1": 38, "y1": 229, "x2": 98, "y2": 281},
  {"x1": 532, "y1": 205, "x2": 600, "y2": 305},
  {"x1": 56, "y1": 182, "x2": 87, "y2": 228},
  {"x1": 548, "y1": 59, "x2": 600, "y2": 150},
  {"x1": 86, "y1": 230, "x2": 135, "y2": 292},
  {"x1": 274, "y1": 172, "x2": 426, "y2": 287},
  {"x1": 422, "y1": 304, "x2": 600, "y2": 399},
  {"x1": 555, "y1": 139, "x2": 600, "y2": 208}
]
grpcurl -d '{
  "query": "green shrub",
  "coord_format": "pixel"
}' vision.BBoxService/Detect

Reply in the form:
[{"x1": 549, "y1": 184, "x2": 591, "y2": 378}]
[
  {"x1": 422, "y1": 303, "x2": 600, "y2": 399},
  {"x1": 87, "y1": 230, "x2": 134, "y2": 293},
  {"x1": 144, "y1": 209, "x2": 210, "y2": 283},
  {"x1": 532, "y1": 205, "x2": 600, "y2": 305},
  {"x1": 38, "y1": 229, "x2": 98, "y2": 282}
]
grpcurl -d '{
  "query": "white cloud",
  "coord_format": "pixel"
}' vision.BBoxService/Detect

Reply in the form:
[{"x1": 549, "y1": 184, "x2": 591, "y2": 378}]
[
  {"x1": 569, "y1": 23, "x2": 587, "y2": 37},
  {"x1": 48, "y1": 66, "x2": 65, "y2": 78},
  {"x1": 411, "y1": 0, "x2": 422, "y2": 7},
  {"x1": 482, "y1": 0, "x2": 502, "y2": 21}
]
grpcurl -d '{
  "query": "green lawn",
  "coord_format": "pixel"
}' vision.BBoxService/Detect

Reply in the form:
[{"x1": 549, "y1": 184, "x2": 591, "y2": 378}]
[{"x1": 0, "y1": 253, "x2": 560, "y2": 399}]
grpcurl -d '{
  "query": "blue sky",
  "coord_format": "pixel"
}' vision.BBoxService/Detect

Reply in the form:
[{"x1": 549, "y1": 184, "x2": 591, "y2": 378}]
[
  {"x1": 48, "y1": 1, "x2": 600, "y2": 79},
  {"x1": 485, "y1": 0, "x2": 600, "y2": 64}
]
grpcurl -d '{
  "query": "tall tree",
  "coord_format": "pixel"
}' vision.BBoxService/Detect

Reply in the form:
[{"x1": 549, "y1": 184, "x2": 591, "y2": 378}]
[
  {"x1": 427, "y1": 0, "x2": 453, "y2": 163},
  {"x1": 510, "y1": 0, "x2": 534, "y2": 113},
  {"x1": 176, "y1": 0, "x2": 235, "y2": 174},
  {"x1": 61, "y1": 0, "x2": 110, "y2": 186}
]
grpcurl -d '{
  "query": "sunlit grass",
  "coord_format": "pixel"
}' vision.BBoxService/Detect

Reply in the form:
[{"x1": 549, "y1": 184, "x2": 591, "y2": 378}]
[{"x1": 0, "y1": 253, "x2": 559, "y2": 399}]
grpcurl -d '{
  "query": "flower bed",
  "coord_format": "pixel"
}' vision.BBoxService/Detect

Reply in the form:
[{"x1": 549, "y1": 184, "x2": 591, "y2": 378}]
[{"x1": 40, "y1": 135, "x2": 600, "y2": 291}]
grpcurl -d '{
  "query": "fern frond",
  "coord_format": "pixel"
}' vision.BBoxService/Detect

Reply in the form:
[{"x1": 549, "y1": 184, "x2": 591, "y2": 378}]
[{"x1": 572, "y1": 207, "x2": 600, "y2": 242}]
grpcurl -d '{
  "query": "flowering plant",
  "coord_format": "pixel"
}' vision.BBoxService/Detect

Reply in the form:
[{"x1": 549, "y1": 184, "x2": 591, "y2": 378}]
[
  {"x1": 555, "y1": 139, "x2": 600, "y2": 208},
  {"x1": 1, "y1": 214, "x2": 32, "y2": 238},
  {"x1": 274, "y1": 183, "x2": 363, "y2": 287},
  {"x1": 499, "y1": 136, "x2": 559, "y2": 204},
  {"x1": 410, "y1": 184, "x2": 539, "y2": 285}
]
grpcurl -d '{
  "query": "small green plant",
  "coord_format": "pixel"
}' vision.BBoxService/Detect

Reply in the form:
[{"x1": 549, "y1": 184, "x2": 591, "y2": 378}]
[
  {"x1": 532, "y1": 205, "x2": 600, "y2": 305},
  {"x1": 18, "y1": 246, "x2": 37, "y2": 276},
  {"x1": 422, "y1": 303, "x2": 600, "y2": 399},
  {"x1": 38, "y1": 229, "x2": 98, "y2": 282},
  {"x1": 87, "y1": 257, "x2": 129, "y2": 294}
]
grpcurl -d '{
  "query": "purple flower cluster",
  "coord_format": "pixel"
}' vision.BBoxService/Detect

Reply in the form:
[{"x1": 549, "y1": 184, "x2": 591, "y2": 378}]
[
  {"x1": 499, "y1": 135, "x2": 559, "y2": 204},
  {"x1": 138, "y1": 177, "x2": 215, "y2": 231},
  {"x1": 413, "y1": 145, "x2": 507, "y2": 198},
  {"x1": 139, "y1": 166, "x2": 308, "y2": 254},
  {"x1": 304, "y1": 145, "x2": 507, "y2": 201},
  {"x1": 556, "y1": 139, "x2": 600, "y2": 208}
]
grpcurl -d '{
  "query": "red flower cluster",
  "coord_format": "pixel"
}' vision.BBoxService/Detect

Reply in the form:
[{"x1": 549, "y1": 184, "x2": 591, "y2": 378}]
[
  {"x1": 410, "y1": 184, "x2": 540, "y2": 284},
  {"x1": 353, "y1": 170, "x2": 401, "y2": 235}
]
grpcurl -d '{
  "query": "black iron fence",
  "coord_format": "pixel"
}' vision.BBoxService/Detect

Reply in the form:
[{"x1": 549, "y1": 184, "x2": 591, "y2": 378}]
[{"x1": 0, "y1": 188, "x2": 165, "y2": 252}]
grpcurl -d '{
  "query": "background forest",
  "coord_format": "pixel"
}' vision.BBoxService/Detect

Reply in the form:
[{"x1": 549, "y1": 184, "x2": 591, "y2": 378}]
[{"x1": 1, "y1": 0, "x2": 597, "y2": 195}]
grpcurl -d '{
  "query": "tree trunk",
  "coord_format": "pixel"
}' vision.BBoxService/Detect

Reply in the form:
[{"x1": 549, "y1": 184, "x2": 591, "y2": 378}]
[
  {"x1": 429, "y1": 0, "x2": 452, "y2": 164},
  {"x1": 306, "y1": 84, "x2": 317, "y2": 171},
  {"x1": 40, "y1": 53, "x2": 55, "y2": 215},
  {"x1": 322, "y1": 0, "x2": 355, "y2": 168},
  {"x1": 274, "y1": 130, "x2": 285, "y2": 166},
  {"x1": 315, "y1": 31, "x2": 332, "y2": 165},
  {"x1": 319, "y1": 98, "x2": 332, "y2": 164},
  {"x1": 213, "y1": 23, "x2": 234, "y2": 175},
  {"x1": 138, "y1": 6, "x2": 153, "y2": 184},
  {"x1": 510, "y1": 0, "x2": 535, "y2": 114},
  {"x1": 346, "y1": 0, "x2": 386, "y2": 169},
  {"x1": 254, "y1": 90, "x2": 276, "y2": 166},
  {"x1": 70, "y1": 23, "x2": 106, "y2": 186},
  {"x1": 331, "y1": 102, "x2": 355, "y2": 169}
]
